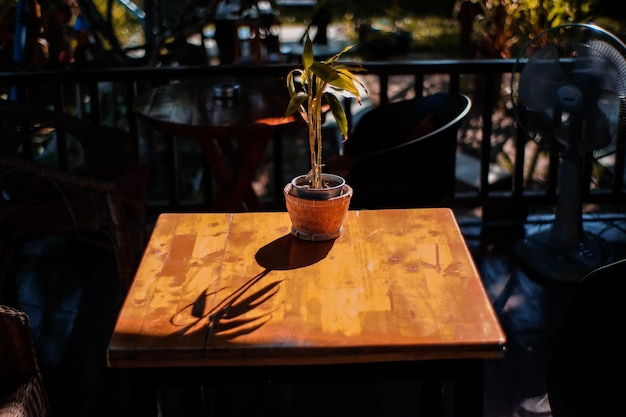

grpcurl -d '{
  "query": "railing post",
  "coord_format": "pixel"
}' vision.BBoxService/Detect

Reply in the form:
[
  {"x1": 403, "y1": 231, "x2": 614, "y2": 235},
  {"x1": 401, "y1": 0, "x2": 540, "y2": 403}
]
[
  {"x1": 479, "y1": 74, "x2": 495, "y2": 197},
  {"x1": 54, "y1": 82, "x2": 69, "y2": 171},
  {"x1": 379, "y1": 75, "x2": 389, "y2": 104},
  {"x1": 126, "y1": 80, "x2": 141, "y2": 163}
]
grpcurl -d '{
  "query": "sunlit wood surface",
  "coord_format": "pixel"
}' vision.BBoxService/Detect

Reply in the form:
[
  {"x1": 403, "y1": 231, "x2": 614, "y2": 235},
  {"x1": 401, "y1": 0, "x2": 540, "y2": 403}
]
[{"x1": 107, "y1": 208, "x2": 505, "y2": 368}]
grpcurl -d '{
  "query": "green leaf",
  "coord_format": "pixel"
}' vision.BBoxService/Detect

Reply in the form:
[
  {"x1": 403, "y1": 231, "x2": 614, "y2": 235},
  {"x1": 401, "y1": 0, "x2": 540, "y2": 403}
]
[
  {"x1": 333, "y1": 63, "x2": 366, "y2": 73},
  {"x1": 303, "y1": 36, "x2": 313, "y2": 70},
  {"x1": 325, "y1": 44, "x2": 356, "y2": 64},
  {"x1": 327, "y1": 72, "x2": 360, "y2": 97},
  {"x1": 310, "y1": 62, "x2": 339, "y2": 84},
  {"x1": 284, "y1": 93, "x2": 308, "y2": 117},
  {"x1": 285, "y1": 69, "x2": 301, "y2": 97},
  {"x1": 325, "y1": 93, "x2": 349, "y2": 139},
  {"x1": 336, "y1": 68, "x2": 368, "y2": 96}
]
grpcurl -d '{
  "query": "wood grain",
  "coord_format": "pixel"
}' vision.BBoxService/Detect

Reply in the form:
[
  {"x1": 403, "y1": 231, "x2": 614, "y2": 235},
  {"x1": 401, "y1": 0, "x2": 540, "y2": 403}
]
[{"x1": 108, "y1": 209, "x2": 506, "y2": 368}]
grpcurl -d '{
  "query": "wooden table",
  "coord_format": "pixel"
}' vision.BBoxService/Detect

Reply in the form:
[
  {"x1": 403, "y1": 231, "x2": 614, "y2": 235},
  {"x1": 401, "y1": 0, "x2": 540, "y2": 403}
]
[
  {"x1": 134, "y1": 77, "x2": 301, "y2": 211},
  {"x1": 107, "y1": 208, "x2": 505, "y2": 416}
]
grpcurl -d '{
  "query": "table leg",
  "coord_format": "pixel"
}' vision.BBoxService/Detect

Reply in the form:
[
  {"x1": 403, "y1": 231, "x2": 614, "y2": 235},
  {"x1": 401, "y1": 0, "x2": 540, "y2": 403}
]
[
  {"x1": 422, "y1": 378, "x2": 444, "y2": 417},
  {"x1": 453, "y1": 360, "x2": 484, "y2": 417},
  {"x1": 127, "y1": 371, "x2": 159, "y2": 417},
  {"x1": 415, "y1": 359, "x2": 485, "y2": 417},
  {"x1": 227, "y1": 132, "x2": 272, "y2": 211},
  {"x1": 195, "y1": 138, "x2": 234, "y2": 208},
  {"x1": 124, "y1": 361, "x2": 486, "y2": 417},
  {"x1": 195, "y1": 132, "x2": 272, "y2": 211}
]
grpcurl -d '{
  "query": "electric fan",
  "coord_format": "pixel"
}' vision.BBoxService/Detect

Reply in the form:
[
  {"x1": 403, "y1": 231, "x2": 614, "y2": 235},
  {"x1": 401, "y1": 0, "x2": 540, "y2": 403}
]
[{"x1": 511, "y1": 23, "x2": 626, "y2": 282}]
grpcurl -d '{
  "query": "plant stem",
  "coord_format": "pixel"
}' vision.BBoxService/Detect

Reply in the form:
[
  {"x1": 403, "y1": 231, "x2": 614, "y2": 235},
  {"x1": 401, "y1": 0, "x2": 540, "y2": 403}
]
[{"x1": 308, "y1": 77, "x2": 323, "y2": 189}]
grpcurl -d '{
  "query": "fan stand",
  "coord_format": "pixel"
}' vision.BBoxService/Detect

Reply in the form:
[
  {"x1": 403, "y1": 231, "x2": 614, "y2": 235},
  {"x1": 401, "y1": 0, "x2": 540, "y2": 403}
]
[{"x1": 515, "y1": 151, "x2": 614, "y2": 282}]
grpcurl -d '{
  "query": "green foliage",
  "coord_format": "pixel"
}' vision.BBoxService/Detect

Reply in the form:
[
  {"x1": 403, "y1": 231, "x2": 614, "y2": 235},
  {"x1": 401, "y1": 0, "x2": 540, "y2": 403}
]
[
  {"x1": 92, "y1": 0, "x2": 143, "y2": 48},
  {"x1": 471, "y1": 0, "x2": 602, "y2": 58},
  {"x1": 402, "y1": 16, "x2": 460, "y2": 52},
  {"x1": 592, "y1": 16, "x2": 626, "y2": 42},
  {"x1": 285, "y1": 36, "x2": 367, "y2": 189}
]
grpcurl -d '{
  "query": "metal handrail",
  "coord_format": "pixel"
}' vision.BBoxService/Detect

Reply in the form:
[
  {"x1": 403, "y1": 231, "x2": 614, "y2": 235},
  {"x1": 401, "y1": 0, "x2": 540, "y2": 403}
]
[{"x1": 2, "y1": 59, "x2": 625, "y2": 224}]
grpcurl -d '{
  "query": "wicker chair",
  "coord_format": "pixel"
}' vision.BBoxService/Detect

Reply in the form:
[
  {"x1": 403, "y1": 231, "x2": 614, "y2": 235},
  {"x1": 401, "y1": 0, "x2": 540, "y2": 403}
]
[
  {"x1": 0, "y1": 100, "x2": 148, "y2": 296},
  {"x1": 0, "y1": 155, "x2": 139, "y2": 291},
  {"x1": 0, "y1": 304, "x2": 50, "y2": 417}
]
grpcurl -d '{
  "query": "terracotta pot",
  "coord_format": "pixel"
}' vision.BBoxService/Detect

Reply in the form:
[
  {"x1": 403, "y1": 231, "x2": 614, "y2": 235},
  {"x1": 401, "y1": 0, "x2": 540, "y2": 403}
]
[{"x1": 284, "y1": 181, "x2": 353, "y2": 241}]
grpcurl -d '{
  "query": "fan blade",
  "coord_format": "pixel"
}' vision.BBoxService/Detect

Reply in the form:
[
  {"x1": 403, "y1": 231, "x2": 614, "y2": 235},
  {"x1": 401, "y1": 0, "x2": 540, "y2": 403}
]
[
  {"x1": 597, "y1": 91, "x2": 621, "y2": 132},
  {"x1": 519, "y1": 45, "x2": 567, "y2": 111},
  {"x1": 588, "y1": 91, "x2": 620, "y2": 155},
  {"x1": 575, "y1": 39, "x2": 626, "y2": 96},
  {"x1": 569, "y1": 35, "x2": 626, "y2": 156}
]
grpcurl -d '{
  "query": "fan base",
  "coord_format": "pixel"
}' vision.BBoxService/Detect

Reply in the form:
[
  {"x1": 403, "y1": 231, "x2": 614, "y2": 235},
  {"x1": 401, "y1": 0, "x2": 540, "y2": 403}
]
[{"x1": 515, "y1": 229, "x2": 614, "y2": 282}]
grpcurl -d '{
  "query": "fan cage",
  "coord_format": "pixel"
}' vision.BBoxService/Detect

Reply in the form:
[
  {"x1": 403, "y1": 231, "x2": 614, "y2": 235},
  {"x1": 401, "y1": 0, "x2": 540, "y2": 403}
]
[{"x1": 511, "y1": 23, "x2": 626, "y2": 160}]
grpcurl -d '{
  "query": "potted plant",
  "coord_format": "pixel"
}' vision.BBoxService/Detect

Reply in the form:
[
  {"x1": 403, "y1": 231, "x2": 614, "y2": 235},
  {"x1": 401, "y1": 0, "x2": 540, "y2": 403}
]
[{"x1": 283, "y1": 35, "x2": 367, "y2": 241}]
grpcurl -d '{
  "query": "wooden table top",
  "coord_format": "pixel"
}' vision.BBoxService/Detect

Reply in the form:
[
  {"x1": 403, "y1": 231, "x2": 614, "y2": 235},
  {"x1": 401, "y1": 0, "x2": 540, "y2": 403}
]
[
  {"x1": 133, "y1": 77, "x2": 300, "y2": 139},
  {"x1": 107, "y1": 209, "x2": 506, "y2": 368}
]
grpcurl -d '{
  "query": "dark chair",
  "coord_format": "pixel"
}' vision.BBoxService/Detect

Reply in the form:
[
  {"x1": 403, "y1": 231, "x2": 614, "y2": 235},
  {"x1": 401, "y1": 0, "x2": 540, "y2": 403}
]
[
  {"x1": 325, "y1": 93, "x2": 471, "y2": 209},
  {"x1": 546, "y1": 257, "x2": 626, "y2": 417},
  {"x1": 0, "y1": 156, "x2": 141, "y2": 289},
  {"x1": 0, "y1": 304, "x2": 50, "y2": 417},
  {"x1": 0, "y1": 100, "x2": 148, "y2": 294}
]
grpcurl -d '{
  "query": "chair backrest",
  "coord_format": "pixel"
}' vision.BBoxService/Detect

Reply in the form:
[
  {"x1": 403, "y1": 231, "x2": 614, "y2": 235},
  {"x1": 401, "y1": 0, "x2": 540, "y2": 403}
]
[
  {"x1": 0, "y1": 100, "x2": 148, "y2": 291},
  {"x1": 0, "y1": 304, "x2": 50, "y2": 417},
  {"x1": 0, "y1": 98, "x2": 140, "y2": 174},
  {"x1": 342, "y1": 93, "x2": 471, "y2": 209},
  {"x1": 0, "y1": 155, "x2": 138, "y2": 290},
  {"x1": 546, "y1": 257, "x2": 626, "y2": 417}
]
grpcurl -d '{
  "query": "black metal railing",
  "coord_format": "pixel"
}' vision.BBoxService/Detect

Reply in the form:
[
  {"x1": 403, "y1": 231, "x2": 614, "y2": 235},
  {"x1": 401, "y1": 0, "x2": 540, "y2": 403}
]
[{"x1": 2, "y1": 59, "x2": 625, "y2": 225}]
